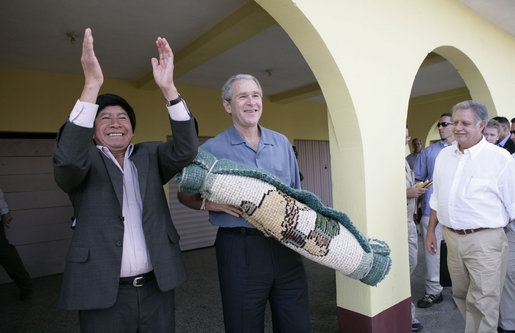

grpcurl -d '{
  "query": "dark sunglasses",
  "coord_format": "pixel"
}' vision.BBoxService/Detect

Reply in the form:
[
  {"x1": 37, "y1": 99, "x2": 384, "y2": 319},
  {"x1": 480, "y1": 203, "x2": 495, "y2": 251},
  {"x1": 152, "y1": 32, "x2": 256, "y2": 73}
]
[
  {"x1": 437, "y1": 122, "x2": 453, "y2": 128},
  {"x1": 511, "y1": 130, "x2": 515, "y2": 134}
]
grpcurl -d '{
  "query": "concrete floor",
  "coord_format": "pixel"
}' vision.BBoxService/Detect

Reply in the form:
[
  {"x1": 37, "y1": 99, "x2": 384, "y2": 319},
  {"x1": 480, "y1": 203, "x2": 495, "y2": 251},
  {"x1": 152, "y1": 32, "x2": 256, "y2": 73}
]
[{"x1": 0, "y1": 236, "x2": 464, "y2": 332}]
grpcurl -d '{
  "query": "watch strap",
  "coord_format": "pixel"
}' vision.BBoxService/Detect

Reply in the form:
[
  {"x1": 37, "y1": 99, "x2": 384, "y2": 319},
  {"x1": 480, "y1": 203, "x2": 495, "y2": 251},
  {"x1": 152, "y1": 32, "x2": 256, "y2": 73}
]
[{"x1": 166, "y1": 95, "x2": 182, "y2": 107}]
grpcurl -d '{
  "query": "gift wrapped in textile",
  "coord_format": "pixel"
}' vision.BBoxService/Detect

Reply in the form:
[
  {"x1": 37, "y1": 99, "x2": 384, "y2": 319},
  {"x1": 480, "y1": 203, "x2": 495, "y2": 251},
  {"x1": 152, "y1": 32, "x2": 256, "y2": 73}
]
[{"x1": 176, "y1": 148, "x2": 391, "y2": 286}]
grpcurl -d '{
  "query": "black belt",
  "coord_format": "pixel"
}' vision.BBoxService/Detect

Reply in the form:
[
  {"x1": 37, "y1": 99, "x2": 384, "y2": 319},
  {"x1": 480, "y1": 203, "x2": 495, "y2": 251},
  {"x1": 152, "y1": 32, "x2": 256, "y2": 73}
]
[
  {"x1": 219, "y1": 227, "x2": 263, "y2": 236},
  {"x1": 119, "y1": 270, "x2": 155, "y2": 287}
]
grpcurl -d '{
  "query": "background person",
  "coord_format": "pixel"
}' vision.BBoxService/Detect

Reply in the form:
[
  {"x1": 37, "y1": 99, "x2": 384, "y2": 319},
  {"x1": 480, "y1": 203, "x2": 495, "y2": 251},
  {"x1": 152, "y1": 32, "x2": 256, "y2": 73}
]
[
  {"x1": 492, "y1": 116, "x2": 515, "y2": 154},
  {"x1": 413, "y1": 113, "x2": 456, "y2": 308},
  {"x1": 406, "y1": 137, "x2": 423, "y2": 170},
  {"x1": 0, "y1": 188, "x2": 33, "y2": 301},
  {"x1": 484, "y1": 119, "x2": 502, "y2": 144},
  {"x1": 405, "y1": 128, "x2": 427, "y2": 332}
]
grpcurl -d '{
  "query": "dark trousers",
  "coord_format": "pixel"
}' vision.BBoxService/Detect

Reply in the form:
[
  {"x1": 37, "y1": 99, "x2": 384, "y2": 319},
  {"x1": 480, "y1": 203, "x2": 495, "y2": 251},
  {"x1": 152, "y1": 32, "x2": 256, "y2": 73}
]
[
  {"x1": 79, "y1": 277, "x2": 175, "y2": 333},
  {"x1": 0, "y1": 226, "x2": 31, "y2": 289},
  {"x1": 216, "y1": 227, "x2": 311, "y2": 333}
]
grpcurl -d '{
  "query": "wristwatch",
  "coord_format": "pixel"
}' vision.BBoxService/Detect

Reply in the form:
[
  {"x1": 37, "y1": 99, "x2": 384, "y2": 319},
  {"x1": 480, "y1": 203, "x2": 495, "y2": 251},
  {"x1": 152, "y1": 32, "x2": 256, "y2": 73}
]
[{"x1": 166, "y1": 95, "x2": 182, "y2": 107}]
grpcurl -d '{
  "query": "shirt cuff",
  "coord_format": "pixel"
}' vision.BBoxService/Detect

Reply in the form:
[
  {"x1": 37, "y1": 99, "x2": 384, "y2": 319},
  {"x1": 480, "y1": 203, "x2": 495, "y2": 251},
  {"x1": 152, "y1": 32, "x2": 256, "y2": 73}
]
[
  {"x1": 69, "y1": 99, "x2": 98, "y2": 128},
  {"x1": 167, "y1": 99, "x2": 191, "y2": 121}
]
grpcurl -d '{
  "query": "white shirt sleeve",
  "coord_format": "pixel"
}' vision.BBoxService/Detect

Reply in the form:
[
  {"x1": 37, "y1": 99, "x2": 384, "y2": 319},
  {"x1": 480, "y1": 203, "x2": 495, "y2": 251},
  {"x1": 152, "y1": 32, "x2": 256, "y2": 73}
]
[
  {"x1": 70, "y1": 97, "x2": 191, "y2": 128},
  {"x1": 68, "y1": 99, "x2": 99, "y2": 128},
  {"x1": 429, "y1": 158, "x2": 439, "y2": 212},
  {"x1": 498, "y1": 158, "x2": 515, "y2": 220},
  {"x1": 167, "y1": 99, "x2": 191, "y2": 121}
]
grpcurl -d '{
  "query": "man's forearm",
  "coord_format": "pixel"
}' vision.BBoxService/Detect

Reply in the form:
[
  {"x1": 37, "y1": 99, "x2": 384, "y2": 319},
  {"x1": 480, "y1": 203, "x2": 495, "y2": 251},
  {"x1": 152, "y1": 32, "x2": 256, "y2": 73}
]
[
  {"x1": 427, "y1": 209, "x2": 439, "y2": 232},
  {"x1": 178, "y1": 192, "x2": 203, "y2": 210}
]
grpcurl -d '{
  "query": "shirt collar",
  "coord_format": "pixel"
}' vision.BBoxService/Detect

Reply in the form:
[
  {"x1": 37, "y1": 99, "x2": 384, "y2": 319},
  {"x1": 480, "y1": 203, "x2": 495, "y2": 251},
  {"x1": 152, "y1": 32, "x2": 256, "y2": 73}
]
[
  {"x1": 497, "y1": 134, "x2": 509, "y2": 147},
  {"x1": 439, "y1": 139, "x2": 456, "y2": 147},
  {"x1": 97, "y1": 144, "x2": 134, "y2": 159},
  {"x1": 452, "y1": 137, "x2": 486, "y2": 159},
  {"x1": 228, "y1": 124, "x2": 273, "y2": 146}
]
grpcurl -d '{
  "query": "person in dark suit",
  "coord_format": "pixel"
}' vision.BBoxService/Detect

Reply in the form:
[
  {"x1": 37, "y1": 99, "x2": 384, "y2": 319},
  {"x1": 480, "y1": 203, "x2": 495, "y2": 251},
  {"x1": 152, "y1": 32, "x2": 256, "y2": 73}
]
[
  {"x1": 0, "y1": 188, "x2": 33, "y2": 300},
  {"x1": 52, "y1": 28, "x2": 198, "y2": 332},
  {"x1": 493, "y1": 116, "x2": 515, "y2": 154}
]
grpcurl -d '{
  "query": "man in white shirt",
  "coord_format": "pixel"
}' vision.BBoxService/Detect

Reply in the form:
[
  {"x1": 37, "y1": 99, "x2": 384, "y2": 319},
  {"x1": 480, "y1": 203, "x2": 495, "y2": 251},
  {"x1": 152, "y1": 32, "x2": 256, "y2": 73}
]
[
  {"x1": 425, "y1": 100, "x2": 515, "y2": 333},
  {"x1": 52, "y1": 28, "x2": 198, "y2": 332}
]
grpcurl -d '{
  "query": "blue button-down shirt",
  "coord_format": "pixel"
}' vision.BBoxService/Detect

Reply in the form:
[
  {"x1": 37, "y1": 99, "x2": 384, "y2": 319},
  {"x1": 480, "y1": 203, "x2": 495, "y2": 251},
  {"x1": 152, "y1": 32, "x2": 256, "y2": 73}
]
[
  {"x1": 414, "y1": 139, "x2": 456, "y2": 216},
  {"x1": 201, "y1": 124, "x2": 301, "y2": 228}
]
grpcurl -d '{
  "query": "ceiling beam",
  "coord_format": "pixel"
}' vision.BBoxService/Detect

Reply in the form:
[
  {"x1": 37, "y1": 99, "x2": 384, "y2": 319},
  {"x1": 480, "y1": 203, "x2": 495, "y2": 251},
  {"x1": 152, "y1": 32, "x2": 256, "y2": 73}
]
[
  {"x1": 264, "y1": 52, "x2": 446, "y2": 104},
  {"x1": 136, "y1": 1, "x2": 275, "y2": 89},
  {"x1": 269, "y1": 83, "x2": 321, "y2": 103}
]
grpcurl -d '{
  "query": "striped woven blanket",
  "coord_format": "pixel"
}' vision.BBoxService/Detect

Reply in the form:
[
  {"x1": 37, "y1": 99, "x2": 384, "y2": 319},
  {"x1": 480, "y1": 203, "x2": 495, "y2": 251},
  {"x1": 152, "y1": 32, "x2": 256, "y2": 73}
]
[{"x1": 176, "y1": 148, "x2": 391, "y2": 286}]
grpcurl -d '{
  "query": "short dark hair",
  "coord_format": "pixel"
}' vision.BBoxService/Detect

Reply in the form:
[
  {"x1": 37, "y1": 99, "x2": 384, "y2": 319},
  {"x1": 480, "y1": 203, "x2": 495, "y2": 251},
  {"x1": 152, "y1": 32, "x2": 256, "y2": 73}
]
[
  {"x1": 492, "y1": 116, "x2": 509, "y2": 128},
  {"x1": 96, "y1": 94, "x2": 136, "y2": 131},
  {"x1": 511, "y1": 117, "x2": 515, "y2": 124},
  {"x1": 221, "y1": 74, "x2": 263, "y2": 102}
]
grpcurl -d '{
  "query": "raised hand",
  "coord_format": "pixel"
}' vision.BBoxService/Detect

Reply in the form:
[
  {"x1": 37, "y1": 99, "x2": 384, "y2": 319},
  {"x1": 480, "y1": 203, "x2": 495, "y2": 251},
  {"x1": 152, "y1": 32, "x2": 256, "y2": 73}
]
[
  {"x1": 79, "y1": 28, "x2": 103, "y2": 103},
  {"x1": 151, "y1": 37, "x2": 179, "y2": 100}
]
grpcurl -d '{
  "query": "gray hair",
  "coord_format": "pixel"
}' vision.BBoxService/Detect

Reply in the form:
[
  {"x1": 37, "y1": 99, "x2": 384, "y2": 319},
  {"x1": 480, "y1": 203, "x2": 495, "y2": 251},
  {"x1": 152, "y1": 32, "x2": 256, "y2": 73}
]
[
  {"x1": 452, "y1": 100, "x2": 489, "y2": 124},
  {"x1": 221, "y1": 74, "x2": 263, "y2": 101}
]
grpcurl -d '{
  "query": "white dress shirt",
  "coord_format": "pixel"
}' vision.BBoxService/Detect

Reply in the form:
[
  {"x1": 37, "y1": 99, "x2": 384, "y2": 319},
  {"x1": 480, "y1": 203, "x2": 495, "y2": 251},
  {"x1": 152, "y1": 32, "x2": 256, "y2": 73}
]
[
  {"x1": 68, "y1": 98, "x2": 191, "y2": 277},
  {"x1": 430, "y1": 137, "x2": 515, "y2": 230}
]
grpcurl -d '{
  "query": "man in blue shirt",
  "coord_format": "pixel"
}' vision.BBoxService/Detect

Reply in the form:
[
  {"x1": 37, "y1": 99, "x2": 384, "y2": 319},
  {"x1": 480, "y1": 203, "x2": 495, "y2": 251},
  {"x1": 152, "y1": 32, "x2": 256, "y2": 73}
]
[
  {"x1": 178, "y1": 74, "x2": 310, "y2": 332},
  {"x1": 414, "y1": 113, "x2": 455, "y2": 308},
  {"x1": 406, "y1": 137, "x2": 423, "y2": 170}
]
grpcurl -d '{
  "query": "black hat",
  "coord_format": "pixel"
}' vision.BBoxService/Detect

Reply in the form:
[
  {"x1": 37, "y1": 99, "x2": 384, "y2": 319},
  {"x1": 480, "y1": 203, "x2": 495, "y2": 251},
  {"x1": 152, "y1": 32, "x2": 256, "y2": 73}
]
[{"x1": 96, "y1": 94, "x2": 136, "y2": 131}]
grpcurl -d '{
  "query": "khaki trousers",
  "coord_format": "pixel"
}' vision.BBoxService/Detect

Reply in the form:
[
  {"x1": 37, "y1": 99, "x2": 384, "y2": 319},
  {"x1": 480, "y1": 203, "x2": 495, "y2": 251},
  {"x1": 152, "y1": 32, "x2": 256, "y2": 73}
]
[{"x1": 443, "y1": 227, "x2": 508, "y2": 333}]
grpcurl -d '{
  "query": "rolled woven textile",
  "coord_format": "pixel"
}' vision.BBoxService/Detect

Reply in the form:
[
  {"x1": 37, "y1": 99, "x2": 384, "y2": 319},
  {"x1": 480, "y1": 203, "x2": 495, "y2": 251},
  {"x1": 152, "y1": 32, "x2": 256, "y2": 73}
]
[{"x1": 177, "y1": 149, "x2": 391, "y2": 286}]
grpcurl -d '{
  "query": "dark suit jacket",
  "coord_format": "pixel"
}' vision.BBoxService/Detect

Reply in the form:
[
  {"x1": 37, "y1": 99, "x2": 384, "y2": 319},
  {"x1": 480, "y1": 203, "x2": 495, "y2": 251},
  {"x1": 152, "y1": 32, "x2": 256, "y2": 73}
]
[
  {"x1": 502, "y1": 137, "x2": 515, "y2": 154},
  {"x1": 53, "y1": 116, "x2": 198, "y2": 311}
]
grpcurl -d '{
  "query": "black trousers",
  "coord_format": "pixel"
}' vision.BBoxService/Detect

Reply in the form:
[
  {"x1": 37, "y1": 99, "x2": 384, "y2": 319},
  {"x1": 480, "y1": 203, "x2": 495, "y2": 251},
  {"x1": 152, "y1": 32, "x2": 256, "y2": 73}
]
[
  {"x1": 0, "y1": 225, "x2": 31, "y2": 289},
  {"x1": 216, "y1": 227, "x2": 311, "y2": 333},
  {"x1": 79, "y1": 277, "x2": 175, "y2": 333}
]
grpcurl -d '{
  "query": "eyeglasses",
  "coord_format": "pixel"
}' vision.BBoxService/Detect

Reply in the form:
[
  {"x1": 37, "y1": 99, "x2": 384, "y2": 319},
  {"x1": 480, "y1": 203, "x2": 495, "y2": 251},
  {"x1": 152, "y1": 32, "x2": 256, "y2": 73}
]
[{"x1": 437, "y1": 122, "x2": 453, "y2": 128}]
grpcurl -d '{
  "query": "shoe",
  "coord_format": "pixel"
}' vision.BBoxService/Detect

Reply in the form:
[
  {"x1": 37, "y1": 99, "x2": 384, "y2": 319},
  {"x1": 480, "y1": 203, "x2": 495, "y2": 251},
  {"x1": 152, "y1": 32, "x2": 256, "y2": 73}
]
[
  {"x1": 412, "y1": 322, "x2": 423, "y2": 332},
  {"x1": 417, "y1": 293, "x2": 442, "y2": 308}
]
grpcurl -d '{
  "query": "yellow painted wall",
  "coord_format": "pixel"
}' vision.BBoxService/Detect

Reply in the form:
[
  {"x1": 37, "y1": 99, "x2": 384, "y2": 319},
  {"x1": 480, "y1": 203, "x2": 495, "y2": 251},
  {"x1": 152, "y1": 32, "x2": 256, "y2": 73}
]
[
  {"x1": 408, "y1": 87, "x2": 472, "y2": 149},
  {"x1": 257, "y1": 0, "x2": 515, "y2": 319},
  {"x1": 0, "y1": 67, "x2": 328, "y2": 143}
]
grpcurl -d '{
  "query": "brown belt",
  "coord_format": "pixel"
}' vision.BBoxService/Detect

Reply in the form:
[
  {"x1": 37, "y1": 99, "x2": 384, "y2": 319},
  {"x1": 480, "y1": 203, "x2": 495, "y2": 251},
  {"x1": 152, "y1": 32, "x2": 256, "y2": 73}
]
[{"x1": 446, "y1": 227, "x2": 487, "y2": 235}]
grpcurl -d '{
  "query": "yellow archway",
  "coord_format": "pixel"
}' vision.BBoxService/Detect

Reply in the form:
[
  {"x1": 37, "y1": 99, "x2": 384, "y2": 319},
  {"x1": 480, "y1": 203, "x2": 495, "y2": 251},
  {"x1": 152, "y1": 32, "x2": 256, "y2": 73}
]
[{"x1": 255, "y1": 0, "x2": 514, "y2": 332}]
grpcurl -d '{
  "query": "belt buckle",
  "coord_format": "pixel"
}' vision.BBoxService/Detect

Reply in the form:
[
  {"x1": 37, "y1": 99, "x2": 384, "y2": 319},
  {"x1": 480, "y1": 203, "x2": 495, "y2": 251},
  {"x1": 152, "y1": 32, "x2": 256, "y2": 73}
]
[{"x1": 133, "y1": 276, "x2": 144, "y2": 287}]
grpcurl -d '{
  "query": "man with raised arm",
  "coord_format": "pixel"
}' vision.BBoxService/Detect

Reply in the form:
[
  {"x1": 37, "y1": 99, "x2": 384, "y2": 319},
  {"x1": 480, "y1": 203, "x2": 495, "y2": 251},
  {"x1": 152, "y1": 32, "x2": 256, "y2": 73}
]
[{"x1": 52, "y1": 28, "x2": 198, "y2": 332}]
